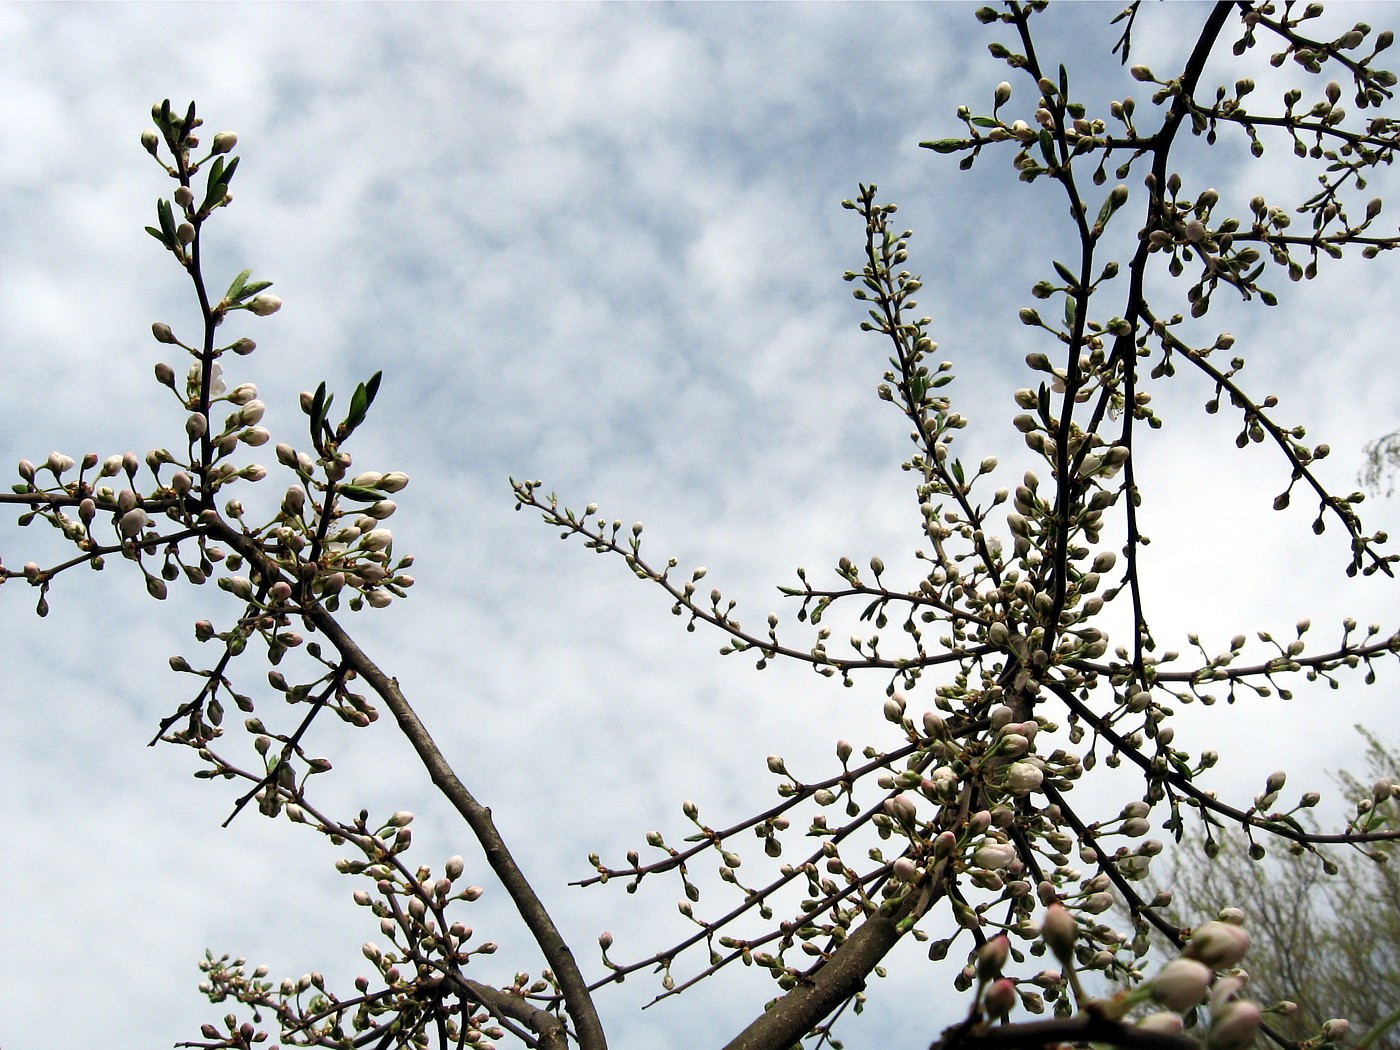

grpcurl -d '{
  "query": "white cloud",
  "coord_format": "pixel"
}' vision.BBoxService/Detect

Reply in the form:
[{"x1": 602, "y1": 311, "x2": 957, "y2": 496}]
[{"x1": 0, "y1": 4, "x2": 1397, "y2": 1048}]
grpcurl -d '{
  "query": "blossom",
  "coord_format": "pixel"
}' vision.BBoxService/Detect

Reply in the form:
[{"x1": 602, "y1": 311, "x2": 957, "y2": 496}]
[
  {"x1": 1185, "y1": 921, "x2": 1250, "y2": 969},
  {"x1": 1152, "y1": 958, "x2": 1212, "y2": 1011}
]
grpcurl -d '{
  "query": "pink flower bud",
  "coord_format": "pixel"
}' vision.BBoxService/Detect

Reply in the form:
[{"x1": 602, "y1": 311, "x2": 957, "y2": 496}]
[
  {"x1": 599, "y1": 930, "x2": 614, "y2": 950},
  {"x1": 1042, "y1": 902, "x2": 1076, "y2": 963},
  {"x1": 884, "y1": 793, "x2": 918, "y2": 825},
  {"x1": 1185, "y1": 921, "x2": 1250, "y2": 969},
  {"x1": 984, "y1": 977, "x2": 1017, "y2": 1020},
  {"x1": 893, "y1": 856, "x2": 920, "y2": 883},
  {"x1": 1138, "y1": 1012, "x2": 1185, "y2": 1034},
  {"x1": 186, "y1": 413, "x2": 208, "y2": 440},
  {"x1": 1208, "y1": 1000, "x2": 1262, "y2": 1050},
  {"x1": 977, "y1": 935, "x2": 1010, "y2": 982},
  {"x1": 1152, "y1": 958, "x2": 1212, "y2": 1011}
]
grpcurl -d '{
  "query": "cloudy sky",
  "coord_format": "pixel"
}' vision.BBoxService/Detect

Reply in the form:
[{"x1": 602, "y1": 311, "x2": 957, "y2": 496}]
[{"x1": 1, "y1": 4, "x2": 1397, "y2": 1049}]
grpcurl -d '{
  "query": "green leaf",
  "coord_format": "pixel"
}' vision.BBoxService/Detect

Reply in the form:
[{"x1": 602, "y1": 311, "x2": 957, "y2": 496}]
[
  {"x1": 224, "y1": 269, "x2": 252, "y2": 301},
  {"x1": 309, "y1": 381, "x2": 328, "y2": 440},
  {"x1": 970, "y1": 117, "x2": 1000, "y2": 128},
  {"x1": 1052, "y1": 260, "x2": 1077, "y2": 286},
  {"x1": 145, "y1": 226, "x2": 172, "y2": 247},
  {"x1": 1038, "y1": 129, "x2": 1056, "y2": 167},
  {"x1": 157, "y1": 198, "x2": 177, "y2": 242},
  {"x1": 336, "y1": 484, "x2": 384, "y2": 502},
  {"x1": 922, "y1": 138, "x2": 968, "y2": 154}
]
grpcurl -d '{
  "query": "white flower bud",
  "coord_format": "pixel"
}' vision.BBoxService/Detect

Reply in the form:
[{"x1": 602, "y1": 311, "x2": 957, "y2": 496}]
[
  {"x1": 365, "y1": 500, "x2": 397, "y2": 520},
  {"x1": 974, "y1": 842, "x2": 1017, "y2": 870},
  {"x1": 119, "y1": 508, "x2": 149, "y2": 538},
  {"x1": 212, "y1": 131, "x2": 238, "y2": 154},
  {"x1": 246, "y1": 294, "x2": 282, "y2": 316},
  {"x1": 1152, "y1": 958, "x2": 1212, "y2": 1011},
  {"x1": 1006, "y1": 761, "x2": 1043, "y2": 795},
  {"x1": 360, "y1": 529, "x2": 393, "y2": 551}
]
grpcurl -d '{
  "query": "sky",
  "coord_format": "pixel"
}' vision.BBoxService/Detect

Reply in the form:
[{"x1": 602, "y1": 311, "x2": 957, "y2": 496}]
[{"x1": 0, "y1": 4, "x2": 1397, "y2": 1049}]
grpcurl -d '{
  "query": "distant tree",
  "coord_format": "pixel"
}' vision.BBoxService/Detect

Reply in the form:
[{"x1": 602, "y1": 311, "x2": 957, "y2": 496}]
[
  {"x1": 1147, "y1": 728, "x2": 1400, "y2": 1049},
  {"x1": 3, "y1": 4, "x2": 1400, "y2": 1050},
  {"x1": 1361, "y1": 430, "x2": 1400, "y2": 497}
]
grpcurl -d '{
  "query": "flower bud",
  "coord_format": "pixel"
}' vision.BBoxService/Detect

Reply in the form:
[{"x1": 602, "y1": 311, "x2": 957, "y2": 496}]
[
  {"x1": 246, "y1": 294, "x2": 282, "y2": 316},
  {"x1": 152, "y1": 322, "x2": 178, "y2": 345},
  {"x1": 1151, "y1": 958, "x2": 1212, "y2": 1011},
  {"x1": 1138, "y1": 1012, "x2": 1185, "y2": 1034},
  {"x1": 45, "y1": 451, "x2": 75, "y2": 475},
  {"x1": 884, "y1": 793, "x2": 918, "y2": 826},
  {"x1": 119, "y1": 508, "x2": 149, "y2": 538},
  {"x1": 984, "y1": 977, "x2": 1017, "y2": 1019},
  {"x1": 977, "y1": 935, "x2": 1010, "y2": 981},
  {"x1": 974, "y1": 843, "x2": 1016, "y2": 871},
  {"x1": 141, "y1": 129, "x2": 160, "y2": 155},
  {"x1": 1042, "y1": 902, "x2": 1076, "y2": 962},
  {"x1": 1208, "y1": 1000, "x2": 1262, "y2": 1050},
  {"x1": 212, "y1": 131, "x2": 238, "y2": 154},
  {"x1": 186, "y1": 413, "x2": 208, "y2": 440},
  {"x1": 1006, "y1": 761, "x2": 1043, "y2": 795},
  {"x1": 1184, "y1": 920, "x2": 1250, "y2": 969}
]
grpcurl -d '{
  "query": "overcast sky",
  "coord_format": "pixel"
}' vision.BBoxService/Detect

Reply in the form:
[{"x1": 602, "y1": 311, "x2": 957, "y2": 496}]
[{"x1": 1, "y1": 4, "x2": 1398, "y2": 1049}]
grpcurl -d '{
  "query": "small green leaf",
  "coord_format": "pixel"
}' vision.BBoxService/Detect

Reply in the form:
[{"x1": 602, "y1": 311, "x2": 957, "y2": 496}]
[
  {"x1": 970, "y1": 117, "x2": 1000, "y2": 128},
  {"x1": 157, "y1": 198, "x2": 177, "y2": 241},
  {"x1": 1038, "y1": 129, "x2": 1056, "y2": 166},
  {"x1": 224, "y1": 268, "x2": 252, "y2": 301},
  {"x1": 923, "y1": 138, "x2": 968, "y2": 154},
  {"x1": 336, "y1": 484, "x2": 383, "y2": 502}
]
